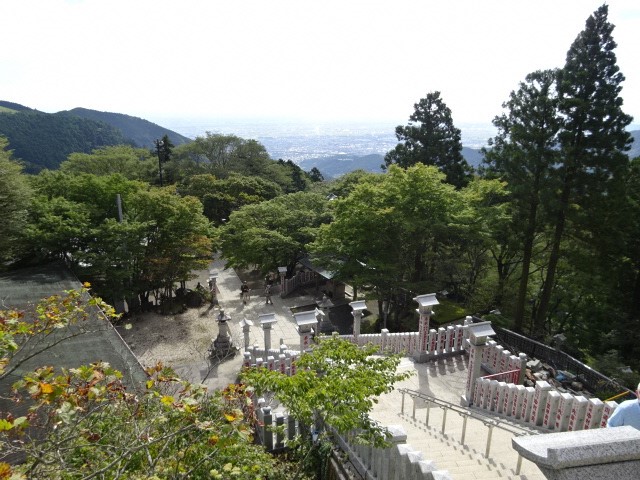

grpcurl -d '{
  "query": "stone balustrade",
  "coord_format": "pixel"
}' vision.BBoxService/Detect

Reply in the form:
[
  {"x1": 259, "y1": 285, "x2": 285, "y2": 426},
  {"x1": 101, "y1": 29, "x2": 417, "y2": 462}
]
[
  {"x1": 255, "y1": 406, "x2": 452, "y2": 480},
  {"x1": 471, "y1": 378, "x2": 618, "y2": 433}
]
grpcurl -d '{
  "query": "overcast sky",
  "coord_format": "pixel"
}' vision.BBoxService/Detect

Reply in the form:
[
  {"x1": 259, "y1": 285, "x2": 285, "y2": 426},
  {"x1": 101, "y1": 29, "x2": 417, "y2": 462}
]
[{"x1": 2, "y1": 0, "x2": 640, "y2": 127}]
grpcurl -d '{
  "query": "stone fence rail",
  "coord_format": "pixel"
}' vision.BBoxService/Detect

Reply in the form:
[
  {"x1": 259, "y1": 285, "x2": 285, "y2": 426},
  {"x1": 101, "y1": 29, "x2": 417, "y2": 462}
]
[
  {"x1": 471, "y1": 377, "x2": 618, "y2": 433},
  {"x1": 281, "y1": 270, "x2": 317, "y2": 297},
  {"x1": 255, "y1": 404, "x2": 452, "y2": 480}
]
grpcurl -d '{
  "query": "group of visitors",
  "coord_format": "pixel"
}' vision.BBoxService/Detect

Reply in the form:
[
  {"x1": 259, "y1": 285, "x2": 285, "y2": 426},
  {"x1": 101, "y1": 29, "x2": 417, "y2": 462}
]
[{"x1": 239, "y1": 276, "x2": 274, "y2": 305}]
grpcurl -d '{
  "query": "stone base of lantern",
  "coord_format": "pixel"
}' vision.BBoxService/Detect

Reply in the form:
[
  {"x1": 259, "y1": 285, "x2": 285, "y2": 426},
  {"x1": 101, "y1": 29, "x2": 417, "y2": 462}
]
[{"x1": 209, "y1": 333, "x2": 235, "y2": 358}]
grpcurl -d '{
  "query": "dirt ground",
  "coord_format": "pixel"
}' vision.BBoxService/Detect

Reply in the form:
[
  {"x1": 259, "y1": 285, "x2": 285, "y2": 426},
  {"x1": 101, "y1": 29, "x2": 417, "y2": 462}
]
[
  {"x1": 115, "y1": 265, "x2": 261, "y2": 384},
  {"x1": 117, "y1": 303, "x2": 222, "y2": 369}
]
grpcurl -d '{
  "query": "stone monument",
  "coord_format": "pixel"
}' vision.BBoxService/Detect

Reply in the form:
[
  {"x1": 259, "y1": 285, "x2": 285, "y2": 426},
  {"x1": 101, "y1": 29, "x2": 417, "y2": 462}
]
[{"x1": 210, "y1": 309, "x2": 234, "y2": 357}]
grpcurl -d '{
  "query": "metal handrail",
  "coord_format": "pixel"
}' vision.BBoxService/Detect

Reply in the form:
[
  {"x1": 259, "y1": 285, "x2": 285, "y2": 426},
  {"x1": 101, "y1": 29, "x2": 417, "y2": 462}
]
[{"x1": 399, "y1": 388, "x2": 538, "y2": 475}]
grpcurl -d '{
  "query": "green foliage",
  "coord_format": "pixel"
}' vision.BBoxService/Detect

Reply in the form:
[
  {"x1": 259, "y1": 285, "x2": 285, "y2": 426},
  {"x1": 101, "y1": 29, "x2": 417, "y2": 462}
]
[
  {"x1": 384, "y1": 91, "x2": 472, "y2": 188},
  {"x1": 0, "y1": 137, "x2": 32, "y2": 265},
  {"x1": 178, "y1": 172, "x2": 283, "y2": 224},
  {"x1": 22, "y1": 172, "x2": 213, "y2": 303},
  {"x1": 1, "y1": 292, "x2": 283, "y2": 479},
  {"x1": 432, "y1": 299, "x2": 468, "y2": 325},
  {"x1": 0, "y1": 111, "x2": 129, "y2": 172},
  {"x1": 311, "y1": 164, "x2": 467, "y2": 327},
  {"x1": 66, "y1": 107, "x2": 191, "y2": 149},
  {"x1": 217, "y1": 191, "x2": 331, "y2": 275},
  {"x1": 60, "y1": 145, "x2": 157, "y2": 181},
  {"x1": 241, "y1": 336, "x2": 411, "y2": 448}
]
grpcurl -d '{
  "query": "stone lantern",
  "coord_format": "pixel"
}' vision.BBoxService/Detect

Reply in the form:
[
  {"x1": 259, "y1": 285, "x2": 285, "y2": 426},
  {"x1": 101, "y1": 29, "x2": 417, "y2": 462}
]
[
  {"x1": 413, "y1": 293, "x2": 439, "y2": 362},
  {"x1": 350, "y1": 300, "x2": 367, "y2": 339},
  {"x1": 258, "y1": 313, "x2": 277, "y2": 351},
  {"x1": 316, "y1": 295, "x2": 334, "y2": 333},
  {"x1": 210, "y1": 309, "x2": 234, "y2": 357},
  {"x1": 293, "y1": 310, "x2": 318, "y2": 352}
]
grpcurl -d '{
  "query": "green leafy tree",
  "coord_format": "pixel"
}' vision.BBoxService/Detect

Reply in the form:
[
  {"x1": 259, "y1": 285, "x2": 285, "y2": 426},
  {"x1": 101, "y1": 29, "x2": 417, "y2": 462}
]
[
  {"x1": 483, "y1": 69, "x2": 561, "y2": 331},
  {"x1": 533, "y1": 5, "x2": 633, "y2": 335},
  {"x1": 310, "y1": 164, "x2": 463, "y2": 326},
  {"x1": 0, "y1": 137, "x2": 32, "y2": 265},
  {"x1": 241, "y1": 336, "x2": 411, "y2": 447},
  {"x1": 384, "y1": 91, "x2": 472, "y2": 188},
  {"x1": 217, "y1": 192, "x2": 331, "y2": 275},
  {"x1": 154, "y1": 134, "x2": 174, "y2": 186},
  {"x1": 456, "y1": 178, "x2": 515, "y2": 310},
  {"x1": 60, "y1": 145, "x2": 156, "y2": 181},
  {"x1": 126, "y1": 187, "x2": 213, "y2": 304},
  {"x1": 178, "y1": 172, "x2": 283, "y2": 224},
  {"x1": 23, "y1": 173, "x2": 213, "y2": 306},
  {"x1": 308, "y1": 167, "x2": 324, "y2": 183}
]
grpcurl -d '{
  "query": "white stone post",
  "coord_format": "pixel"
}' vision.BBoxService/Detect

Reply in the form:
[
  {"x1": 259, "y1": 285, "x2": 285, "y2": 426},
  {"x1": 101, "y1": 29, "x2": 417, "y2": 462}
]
[
  {"x1": 463, "y1": 321, "x2": 496, "y2": 406},
  {"x1": 259, "y1": 313, "x2": 277, "y2": 351},
  {"x1": 530, "y1": 380, "x2": 553, "y2": 426},
  {"x1": 278, "y1": 266, "x2": 287, "y2": 297},
  {"x1": 240, "y1": 317, "x2": 253, "y2": 351},
  {"x1": 544, "y1": 391, "x2": 561, "y2": 429},
  {"x1": 293, "y1": 310, "x2": 317, "y2": 352},
  {"x1": 555, "y1": 392, "x2": 574, "y2": 431},
  {"x1": 583, "y1": 398, "x2": 604, "y2": 430},
  {"x1": 350, "y1": 299, "x2": 367, "y2": 339},
  {"x1": 413, "y1": 293, "x2": 439, "y2": 362}
]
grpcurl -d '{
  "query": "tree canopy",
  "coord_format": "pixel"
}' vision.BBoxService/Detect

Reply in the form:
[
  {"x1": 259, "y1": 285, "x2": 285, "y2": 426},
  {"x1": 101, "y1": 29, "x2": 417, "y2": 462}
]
[
  {"x1": 384, "y1": 91, "x2": 472, "y2": 188},
  {"x1": 0, "y1": 137, "x2": 32, "y2": 265}
]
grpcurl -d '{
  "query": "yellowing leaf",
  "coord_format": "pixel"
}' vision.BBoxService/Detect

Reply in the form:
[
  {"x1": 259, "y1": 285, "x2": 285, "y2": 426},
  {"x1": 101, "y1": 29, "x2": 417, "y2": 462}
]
[
  {"x1": 40, "y1": 383, "x2": 54, "y2": 394},
  {"x1": 160, "y1": 395, "x2": 174, "y2": 406}
]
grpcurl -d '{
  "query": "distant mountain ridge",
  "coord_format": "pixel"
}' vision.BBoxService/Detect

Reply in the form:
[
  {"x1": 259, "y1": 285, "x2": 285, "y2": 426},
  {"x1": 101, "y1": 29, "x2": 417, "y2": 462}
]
[
  {"x1": 298, "y1": 146, "x2": 485, "y2": 179},
  {"x1": 65, "y1": 107, "x2": 191, "y2": 149},
  {"x1": 0, "y1": 101, "x2": 191, "y2": 172}
]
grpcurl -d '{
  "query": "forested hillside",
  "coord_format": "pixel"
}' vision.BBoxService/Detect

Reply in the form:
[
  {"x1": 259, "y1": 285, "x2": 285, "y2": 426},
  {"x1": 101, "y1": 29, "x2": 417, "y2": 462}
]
[
  {"x1": 0, "y1": 110, "x2": 129, "y2": 172},
  {"x1": 66, "y1": 107, "x2": 191, "y2": 148},
  {"x1": 0, "y1": 102, "x2": 191, "y2": 172}
]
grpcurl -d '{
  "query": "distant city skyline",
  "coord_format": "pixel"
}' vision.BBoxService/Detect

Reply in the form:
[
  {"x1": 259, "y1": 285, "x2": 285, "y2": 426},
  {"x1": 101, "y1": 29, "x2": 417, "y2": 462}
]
[{"x1": 2, "y1": 1, "x2": 640, "y2": 127}]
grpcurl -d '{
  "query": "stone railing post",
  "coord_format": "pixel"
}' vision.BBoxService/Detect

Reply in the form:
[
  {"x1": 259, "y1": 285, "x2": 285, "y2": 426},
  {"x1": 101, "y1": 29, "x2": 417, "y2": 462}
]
[
  {"x1": 413, "y1": 293, "x2": 439, "y2": 362},
  {"x1": 462, "y1": 321, "x2": 496, "y2": 406},
  {"x1": 259, "y1": 313, "x2": 277, "y2": 351},
  {"x1": 293, "y1": 310, "x2": 317, "y2": 352},
  {"x1": 350, "y1": 299, "x2": 367, "y2": 339},
  {"x1": 278, "y1": 266, "x2": 287, "y2": 297},
  {"x1": 240, "y1": 317, "x2": 253, "y2": 351}
]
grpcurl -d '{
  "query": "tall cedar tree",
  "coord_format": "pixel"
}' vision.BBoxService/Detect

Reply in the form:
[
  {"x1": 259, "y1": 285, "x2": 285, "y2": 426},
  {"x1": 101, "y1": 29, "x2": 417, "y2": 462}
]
[
  {"x1": 384, "y1": 91, "x2": 472, "y2": 188},
  {"x1": 533, "y1": 5, "x2": 633, "y2": 336},
  {"x1": 484, "y1": 70, "x2": 561, "y2": 332}
]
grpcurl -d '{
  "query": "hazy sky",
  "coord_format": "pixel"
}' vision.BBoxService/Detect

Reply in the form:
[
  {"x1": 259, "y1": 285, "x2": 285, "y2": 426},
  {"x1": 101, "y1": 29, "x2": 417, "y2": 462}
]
[{"x1": 2, "y1": 0, "x2": 640, "y2": 127}]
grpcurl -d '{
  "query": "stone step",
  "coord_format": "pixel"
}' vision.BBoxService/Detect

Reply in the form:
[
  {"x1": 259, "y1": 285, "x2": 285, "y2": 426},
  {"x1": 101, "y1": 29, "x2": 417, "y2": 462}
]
[{"x1": 370, "y1": 392, "x2": 546, "y2": 479}]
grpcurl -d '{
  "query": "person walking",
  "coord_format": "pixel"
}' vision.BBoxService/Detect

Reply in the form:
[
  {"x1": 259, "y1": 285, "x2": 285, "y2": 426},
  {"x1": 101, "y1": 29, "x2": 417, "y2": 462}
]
[
  {"x1": 265, "y1": 284, "x2": 273, "y2": 304},
  {"x1": 240, "y1": 281, "x2": 250, "y2": 304}
]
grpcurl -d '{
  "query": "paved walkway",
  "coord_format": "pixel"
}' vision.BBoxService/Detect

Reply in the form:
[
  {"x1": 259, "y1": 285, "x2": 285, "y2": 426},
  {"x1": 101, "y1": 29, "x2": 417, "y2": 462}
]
[{"x1": 176, "y1": 260, "x2": 544, "y2": 479}]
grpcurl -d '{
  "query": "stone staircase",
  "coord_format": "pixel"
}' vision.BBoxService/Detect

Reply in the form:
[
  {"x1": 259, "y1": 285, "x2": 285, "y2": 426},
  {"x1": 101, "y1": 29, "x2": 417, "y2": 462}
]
[{"x1": 368, "y1": 357, "x2": 547, "y2": 479}]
